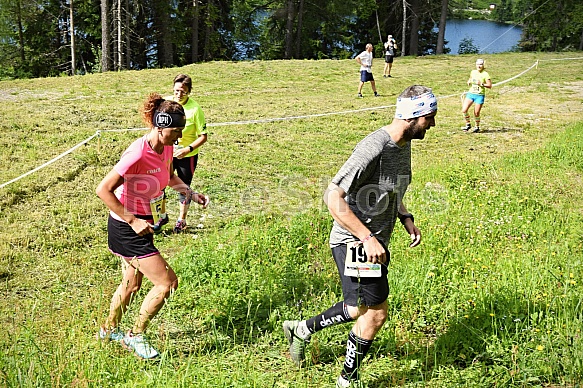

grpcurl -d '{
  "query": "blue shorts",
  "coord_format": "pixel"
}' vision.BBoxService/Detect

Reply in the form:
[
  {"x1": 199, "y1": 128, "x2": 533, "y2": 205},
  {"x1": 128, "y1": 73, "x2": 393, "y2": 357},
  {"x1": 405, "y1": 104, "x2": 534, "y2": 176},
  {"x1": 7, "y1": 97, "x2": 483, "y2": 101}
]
[
  {"x1": 360, "y1": 70, "x2": 374, "y2": 83},
  {"x1": 466, "y1": 93, "x2": 485, "y2": 105}
]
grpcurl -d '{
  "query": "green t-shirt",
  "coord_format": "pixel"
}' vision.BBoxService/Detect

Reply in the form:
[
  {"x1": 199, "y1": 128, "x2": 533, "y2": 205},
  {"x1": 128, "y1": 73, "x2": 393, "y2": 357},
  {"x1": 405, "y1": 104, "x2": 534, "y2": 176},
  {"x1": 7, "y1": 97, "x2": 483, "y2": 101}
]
[
  {"x1": 468, "y1": 70, "x2": 490, "y2": 95},
  {"x1": 165, "y1": 96, "x2": 207, "y2": 157}
]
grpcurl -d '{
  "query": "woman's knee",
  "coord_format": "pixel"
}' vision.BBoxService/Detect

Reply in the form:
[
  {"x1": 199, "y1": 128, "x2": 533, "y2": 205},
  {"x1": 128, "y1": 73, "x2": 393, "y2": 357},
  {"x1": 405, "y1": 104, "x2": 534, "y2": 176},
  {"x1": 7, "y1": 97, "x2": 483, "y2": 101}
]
[
  {"x1": 127, "y1": 284, "x2": 141, "y2": 295},
  {"x1": 122, "y1": 276, "x2": 142, "y2": 295},
  {"x1": 170, "y1": 277, "x2": 178, "y2": 292},
  {"x1": 164, "y1": 275, "x2": 178, "y2": 295}
]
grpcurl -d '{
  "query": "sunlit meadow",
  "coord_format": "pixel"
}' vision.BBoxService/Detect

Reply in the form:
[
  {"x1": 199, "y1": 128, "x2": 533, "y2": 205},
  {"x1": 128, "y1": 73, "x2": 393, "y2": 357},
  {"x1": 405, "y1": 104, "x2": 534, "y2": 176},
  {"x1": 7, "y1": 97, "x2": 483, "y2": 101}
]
[{"x1": 0, "y1": 52, "x2": 582, "y2": 387}]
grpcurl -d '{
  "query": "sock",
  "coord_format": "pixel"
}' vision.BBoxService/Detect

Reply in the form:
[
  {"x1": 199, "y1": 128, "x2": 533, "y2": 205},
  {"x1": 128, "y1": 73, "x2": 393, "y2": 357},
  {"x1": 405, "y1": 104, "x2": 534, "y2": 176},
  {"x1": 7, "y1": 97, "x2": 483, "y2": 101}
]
[
  {"x1": 464, "y1": 114, "x2": 470, "y2": 123},
  {"x1": 341, "y1": 331, "x2": 373, "y2": 381},
  {"x1": 336, "y1": 375, "x2": 351, "y2": 388},
  {"x1": 475, "y1": 116, "x2": 480, "y2": 128},
  {"x1": 304, "y1": 302, "x2": 354, "y2": 335},
  {"x1": 295, "y1": 321, "x2": 311, "y2": 340}
]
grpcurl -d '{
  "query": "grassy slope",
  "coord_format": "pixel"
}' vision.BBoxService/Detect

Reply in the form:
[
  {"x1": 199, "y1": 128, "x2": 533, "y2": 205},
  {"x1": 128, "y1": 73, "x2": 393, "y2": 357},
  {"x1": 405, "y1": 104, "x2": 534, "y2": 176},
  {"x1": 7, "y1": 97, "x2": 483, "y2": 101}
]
[{"x1": 0, "y1": 52, "x2": 582, "y2": 387}]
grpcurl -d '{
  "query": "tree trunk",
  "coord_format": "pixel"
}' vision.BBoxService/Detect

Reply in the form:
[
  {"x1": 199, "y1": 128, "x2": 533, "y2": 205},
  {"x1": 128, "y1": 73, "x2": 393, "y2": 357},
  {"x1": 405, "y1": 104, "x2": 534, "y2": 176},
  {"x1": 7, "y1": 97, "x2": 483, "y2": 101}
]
[
  {"x1": 100, "y1": 0, "x2": 110, "y2": 71},
  {"x1": 133, "y1": 2, "x2": 148, "y2": 69},
  {"x1": 69, "y1": 0, "x2": 76, "y2": 75},
  {"x1": 203, "y1": 0, "x2": 213, "y2": 61},
  {"x1": 284, "y1": 0, "x2": 294, "y2": 59},
  {"x1": 117, "y1": 0, "x2": 123, "y2": 69},
  {"x1": 375, "y1": 9, "x2": 383, "y2": 44},
  {"x1": 408, "y1": 0, "x2": 419, "y2": 56},
  {"x1": 436, "y1": 0, "x2": 448, "y2": 54},
  {"x1": 295, "y1": 0, "x2": 304, "y2": 58},
  {"x1": 401, "y1": 0, "x2": 406, "y2": 56},
  {"x1": 112, "y1": 0, "x2": 118, "y2": 69},
  {"x1": 191, "y1": 0, "x2": 200, "y2": 63},
  {"x1": 579, "y1": 28, "x2": 583, "y2": 51},
  {"x1": 154, "y1": 0, "x2": 173, "y2": 67},
  {"x1": 551, "y1": 1, "x2": 562, "y2": 52},
  {"x1": 125, "y1": 0, "x2": 130, "y2": 69},
  {"x1": 16, "y1": 0, "x2": 25, "y2": 62}
]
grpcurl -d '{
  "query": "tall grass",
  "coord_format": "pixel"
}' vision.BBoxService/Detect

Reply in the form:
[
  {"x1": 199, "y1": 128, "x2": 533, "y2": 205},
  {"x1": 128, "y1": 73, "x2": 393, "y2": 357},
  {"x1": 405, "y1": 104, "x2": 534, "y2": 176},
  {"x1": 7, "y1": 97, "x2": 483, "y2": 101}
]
[{"x1": 0, "y1": 52, "x2": 582, "y2": 387}]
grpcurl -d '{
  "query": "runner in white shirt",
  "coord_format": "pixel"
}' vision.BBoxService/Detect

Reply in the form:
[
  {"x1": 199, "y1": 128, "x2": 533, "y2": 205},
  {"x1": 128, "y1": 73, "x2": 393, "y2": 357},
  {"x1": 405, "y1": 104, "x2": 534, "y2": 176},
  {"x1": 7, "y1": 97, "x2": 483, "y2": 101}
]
[{"x1": 355, "y1": 43, "x2": 379, "y2": 98}]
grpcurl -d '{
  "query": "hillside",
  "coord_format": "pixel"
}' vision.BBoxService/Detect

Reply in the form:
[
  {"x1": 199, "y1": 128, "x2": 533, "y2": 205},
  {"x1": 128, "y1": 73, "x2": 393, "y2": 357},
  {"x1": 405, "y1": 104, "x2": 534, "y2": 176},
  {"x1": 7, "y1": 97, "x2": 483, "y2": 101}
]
[{"x1": 1, "y1": 52, "x2": 582, "y2": 387}]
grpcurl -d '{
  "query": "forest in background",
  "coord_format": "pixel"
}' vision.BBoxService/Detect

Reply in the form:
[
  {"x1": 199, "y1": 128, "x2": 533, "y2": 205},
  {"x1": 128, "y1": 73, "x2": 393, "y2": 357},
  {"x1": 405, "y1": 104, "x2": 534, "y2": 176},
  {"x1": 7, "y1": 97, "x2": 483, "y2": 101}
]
[{"x1": 0, "y1": 0, "x2": 581, "y2": 79}]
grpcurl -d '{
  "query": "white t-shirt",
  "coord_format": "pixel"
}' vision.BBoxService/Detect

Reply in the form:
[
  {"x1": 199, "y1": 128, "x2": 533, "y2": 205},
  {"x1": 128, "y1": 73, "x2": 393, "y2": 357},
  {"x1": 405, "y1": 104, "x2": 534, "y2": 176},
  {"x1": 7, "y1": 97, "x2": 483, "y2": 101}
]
[
  {"x1": 385, "y1": 39, "x2": 396, "y2": 56},
  {"x1": 357, "y1": 51, "x2": 373, "y2": 72}
]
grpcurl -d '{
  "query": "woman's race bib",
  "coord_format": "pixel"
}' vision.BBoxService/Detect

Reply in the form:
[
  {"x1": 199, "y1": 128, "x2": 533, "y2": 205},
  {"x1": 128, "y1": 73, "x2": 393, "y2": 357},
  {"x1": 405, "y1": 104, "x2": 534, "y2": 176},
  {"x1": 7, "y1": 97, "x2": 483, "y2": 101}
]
[{"x1": 149, "y1": 193, "x2": 164, "y2": 224}]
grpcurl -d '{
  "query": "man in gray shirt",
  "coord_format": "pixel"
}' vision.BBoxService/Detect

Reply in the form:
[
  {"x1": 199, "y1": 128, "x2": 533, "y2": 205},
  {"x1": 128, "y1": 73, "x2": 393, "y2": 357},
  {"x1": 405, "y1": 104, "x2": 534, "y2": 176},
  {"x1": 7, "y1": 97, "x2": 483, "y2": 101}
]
[{"x1": 283, "y1": 85, "x2": 438, "y2": 388}]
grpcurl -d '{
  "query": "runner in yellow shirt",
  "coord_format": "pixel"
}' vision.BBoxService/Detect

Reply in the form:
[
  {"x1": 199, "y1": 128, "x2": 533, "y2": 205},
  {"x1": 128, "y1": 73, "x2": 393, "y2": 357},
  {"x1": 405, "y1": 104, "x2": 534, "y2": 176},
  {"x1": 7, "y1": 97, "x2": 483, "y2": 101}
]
[
  {"x1": 153, "y1": 74, "x2": 210, "y2": 234},
  {"x1": 461, "y1": 58, "x2": 492, "y2": 133}
]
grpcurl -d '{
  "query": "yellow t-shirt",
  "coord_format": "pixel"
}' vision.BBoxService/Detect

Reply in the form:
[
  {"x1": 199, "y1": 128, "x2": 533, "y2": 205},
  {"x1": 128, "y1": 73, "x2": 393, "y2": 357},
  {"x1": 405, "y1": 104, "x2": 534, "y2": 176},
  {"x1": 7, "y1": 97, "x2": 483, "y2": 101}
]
[
  {"x1": 468, "y1": 70, "x2": 490, "y2": 95},
  {"x1": 165, "y1": 96, "x2": 207, "y2": 157}
]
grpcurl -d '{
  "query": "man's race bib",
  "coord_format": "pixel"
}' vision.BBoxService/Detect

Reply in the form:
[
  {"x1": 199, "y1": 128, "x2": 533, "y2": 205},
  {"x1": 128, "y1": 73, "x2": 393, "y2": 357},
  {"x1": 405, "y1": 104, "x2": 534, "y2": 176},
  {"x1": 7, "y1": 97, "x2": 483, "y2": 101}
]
[
  {"x1": 344, "y1": 241, "x2": 382, "y2": 278},
  {"x1": 149, "y1": 193, "x2": 164, "y2": 224}
]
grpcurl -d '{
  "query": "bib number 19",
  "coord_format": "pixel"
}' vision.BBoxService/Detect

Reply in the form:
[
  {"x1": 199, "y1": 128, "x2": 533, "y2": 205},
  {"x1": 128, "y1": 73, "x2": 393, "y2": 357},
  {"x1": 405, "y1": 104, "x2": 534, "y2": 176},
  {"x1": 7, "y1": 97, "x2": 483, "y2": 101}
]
[{"x1": 344, "y1": 241, "x2": 381, "y2": 278}]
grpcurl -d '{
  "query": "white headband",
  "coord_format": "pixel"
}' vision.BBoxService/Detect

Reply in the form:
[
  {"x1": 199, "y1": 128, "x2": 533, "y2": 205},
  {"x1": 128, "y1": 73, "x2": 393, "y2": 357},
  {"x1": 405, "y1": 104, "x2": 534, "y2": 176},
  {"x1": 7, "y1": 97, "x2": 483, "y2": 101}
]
[{"x1": 394, "y1": 92, "x2": 438, "y2": 120}]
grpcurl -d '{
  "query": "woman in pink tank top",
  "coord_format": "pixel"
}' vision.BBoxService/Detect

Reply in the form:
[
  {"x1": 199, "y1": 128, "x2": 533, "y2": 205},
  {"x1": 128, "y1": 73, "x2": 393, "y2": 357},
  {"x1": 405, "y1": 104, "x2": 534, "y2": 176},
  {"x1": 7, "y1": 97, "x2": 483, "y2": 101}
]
[{"x1": 95, "y1": 93, "x2": 207, "y2": 359}]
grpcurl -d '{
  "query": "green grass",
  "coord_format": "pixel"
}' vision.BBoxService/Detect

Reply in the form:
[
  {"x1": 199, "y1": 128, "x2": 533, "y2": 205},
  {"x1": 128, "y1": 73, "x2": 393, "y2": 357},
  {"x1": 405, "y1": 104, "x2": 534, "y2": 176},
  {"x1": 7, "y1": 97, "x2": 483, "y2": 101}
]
[{"x1": 0, "y1": 52, "x2": 582, "y2": 387}]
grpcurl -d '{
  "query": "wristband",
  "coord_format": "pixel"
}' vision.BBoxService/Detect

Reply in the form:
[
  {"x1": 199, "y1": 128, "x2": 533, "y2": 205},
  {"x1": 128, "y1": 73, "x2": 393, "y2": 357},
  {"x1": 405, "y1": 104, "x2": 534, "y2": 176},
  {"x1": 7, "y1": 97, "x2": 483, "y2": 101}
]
[
  {"x1": 398, "y1": 213, "x2": 414, "y2": 225},
  {"x1": 188, "y1": 145, "x2": 194, "y2": 152},
  {"x1": 360, "y1": 232, "x2": 374, "y2": 244}
]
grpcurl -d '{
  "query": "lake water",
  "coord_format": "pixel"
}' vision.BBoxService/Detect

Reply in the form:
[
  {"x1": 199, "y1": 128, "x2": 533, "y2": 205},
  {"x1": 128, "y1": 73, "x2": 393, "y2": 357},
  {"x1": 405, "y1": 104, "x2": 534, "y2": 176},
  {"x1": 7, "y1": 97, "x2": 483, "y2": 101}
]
[{"x1": 444, "y1": 19, "x2": 523, "y2": 54}]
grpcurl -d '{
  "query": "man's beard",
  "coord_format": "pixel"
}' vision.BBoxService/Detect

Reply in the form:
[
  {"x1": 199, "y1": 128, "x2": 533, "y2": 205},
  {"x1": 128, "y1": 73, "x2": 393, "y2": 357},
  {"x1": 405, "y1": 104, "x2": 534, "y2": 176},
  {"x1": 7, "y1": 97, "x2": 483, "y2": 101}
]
[{"x1": 404, "y1": 120, "x2": 426, "y2": 140}]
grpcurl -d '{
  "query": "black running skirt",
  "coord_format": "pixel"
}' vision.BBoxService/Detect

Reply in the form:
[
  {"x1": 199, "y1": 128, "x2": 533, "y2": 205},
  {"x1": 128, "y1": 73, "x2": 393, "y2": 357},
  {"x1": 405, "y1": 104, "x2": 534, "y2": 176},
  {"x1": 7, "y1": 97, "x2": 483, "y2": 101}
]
[{"x1": 107, "y1": 215, "x2": 159, "y2": 260}]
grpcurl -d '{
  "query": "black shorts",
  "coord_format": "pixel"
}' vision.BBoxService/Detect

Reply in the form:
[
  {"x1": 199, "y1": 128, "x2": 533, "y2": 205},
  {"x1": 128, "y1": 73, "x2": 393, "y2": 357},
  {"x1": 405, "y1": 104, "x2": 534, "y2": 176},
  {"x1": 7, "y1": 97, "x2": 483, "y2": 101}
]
[
  {"x1": 332, "y1": 242, "x2": 390, "y2": 307},
  {"x1": 107, "y1": 215, "x2": 159, "y2": 260},
  {"x1": 173, "y1": 154, "x2": 199, "y2": 186},
  {"x1": 385, "y1": 55, "x2": 394, "y2": 63},
  {"x1": 174, "y1": 154, "x2": 199, "y2": 202}
]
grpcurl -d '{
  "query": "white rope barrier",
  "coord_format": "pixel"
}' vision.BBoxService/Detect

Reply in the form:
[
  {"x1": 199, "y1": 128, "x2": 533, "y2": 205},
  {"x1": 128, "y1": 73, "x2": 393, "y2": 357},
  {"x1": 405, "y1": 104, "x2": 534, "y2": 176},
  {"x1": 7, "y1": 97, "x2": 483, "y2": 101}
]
[
  {"x1": 491, "y1": 60, "x2": 538, "y2": 87},
  {"x1": 0, "y1": 57, "x2": 578, "y2": 190},
  {"x1": 0, "y1": 132, "x2": 100, "y2": 189},
  {"x1": 207, "y1": 105, "x2": 397, "y2": 127},
  {"x1": 101, "y1": 127, "x2": 148, "y2": 132},
  {"x1": 538, "y1": 57, "x2": 583, "y2": 62},
  {"x1": 96, "y1": 105, "x2": 401, "y2": 132}
]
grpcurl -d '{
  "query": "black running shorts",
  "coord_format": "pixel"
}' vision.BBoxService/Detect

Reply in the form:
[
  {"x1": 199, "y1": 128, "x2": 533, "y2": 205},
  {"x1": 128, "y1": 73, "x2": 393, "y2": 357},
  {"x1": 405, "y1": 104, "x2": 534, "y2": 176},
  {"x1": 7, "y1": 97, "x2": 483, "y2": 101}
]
[{"x1": 332, "y1": 242, "x2": 390, "y2": 307}]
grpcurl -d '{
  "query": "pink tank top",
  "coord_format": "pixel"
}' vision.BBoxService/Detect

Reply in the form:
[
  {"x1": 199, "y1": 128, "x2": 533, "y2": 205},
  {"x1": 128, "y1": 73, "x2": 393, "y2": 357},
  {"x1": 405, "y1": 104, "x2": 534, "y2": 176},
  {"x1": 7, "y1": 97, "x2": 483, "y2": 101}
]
[{"x1": 111, "y1": 135, "x2": 173, "y2": 221}]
